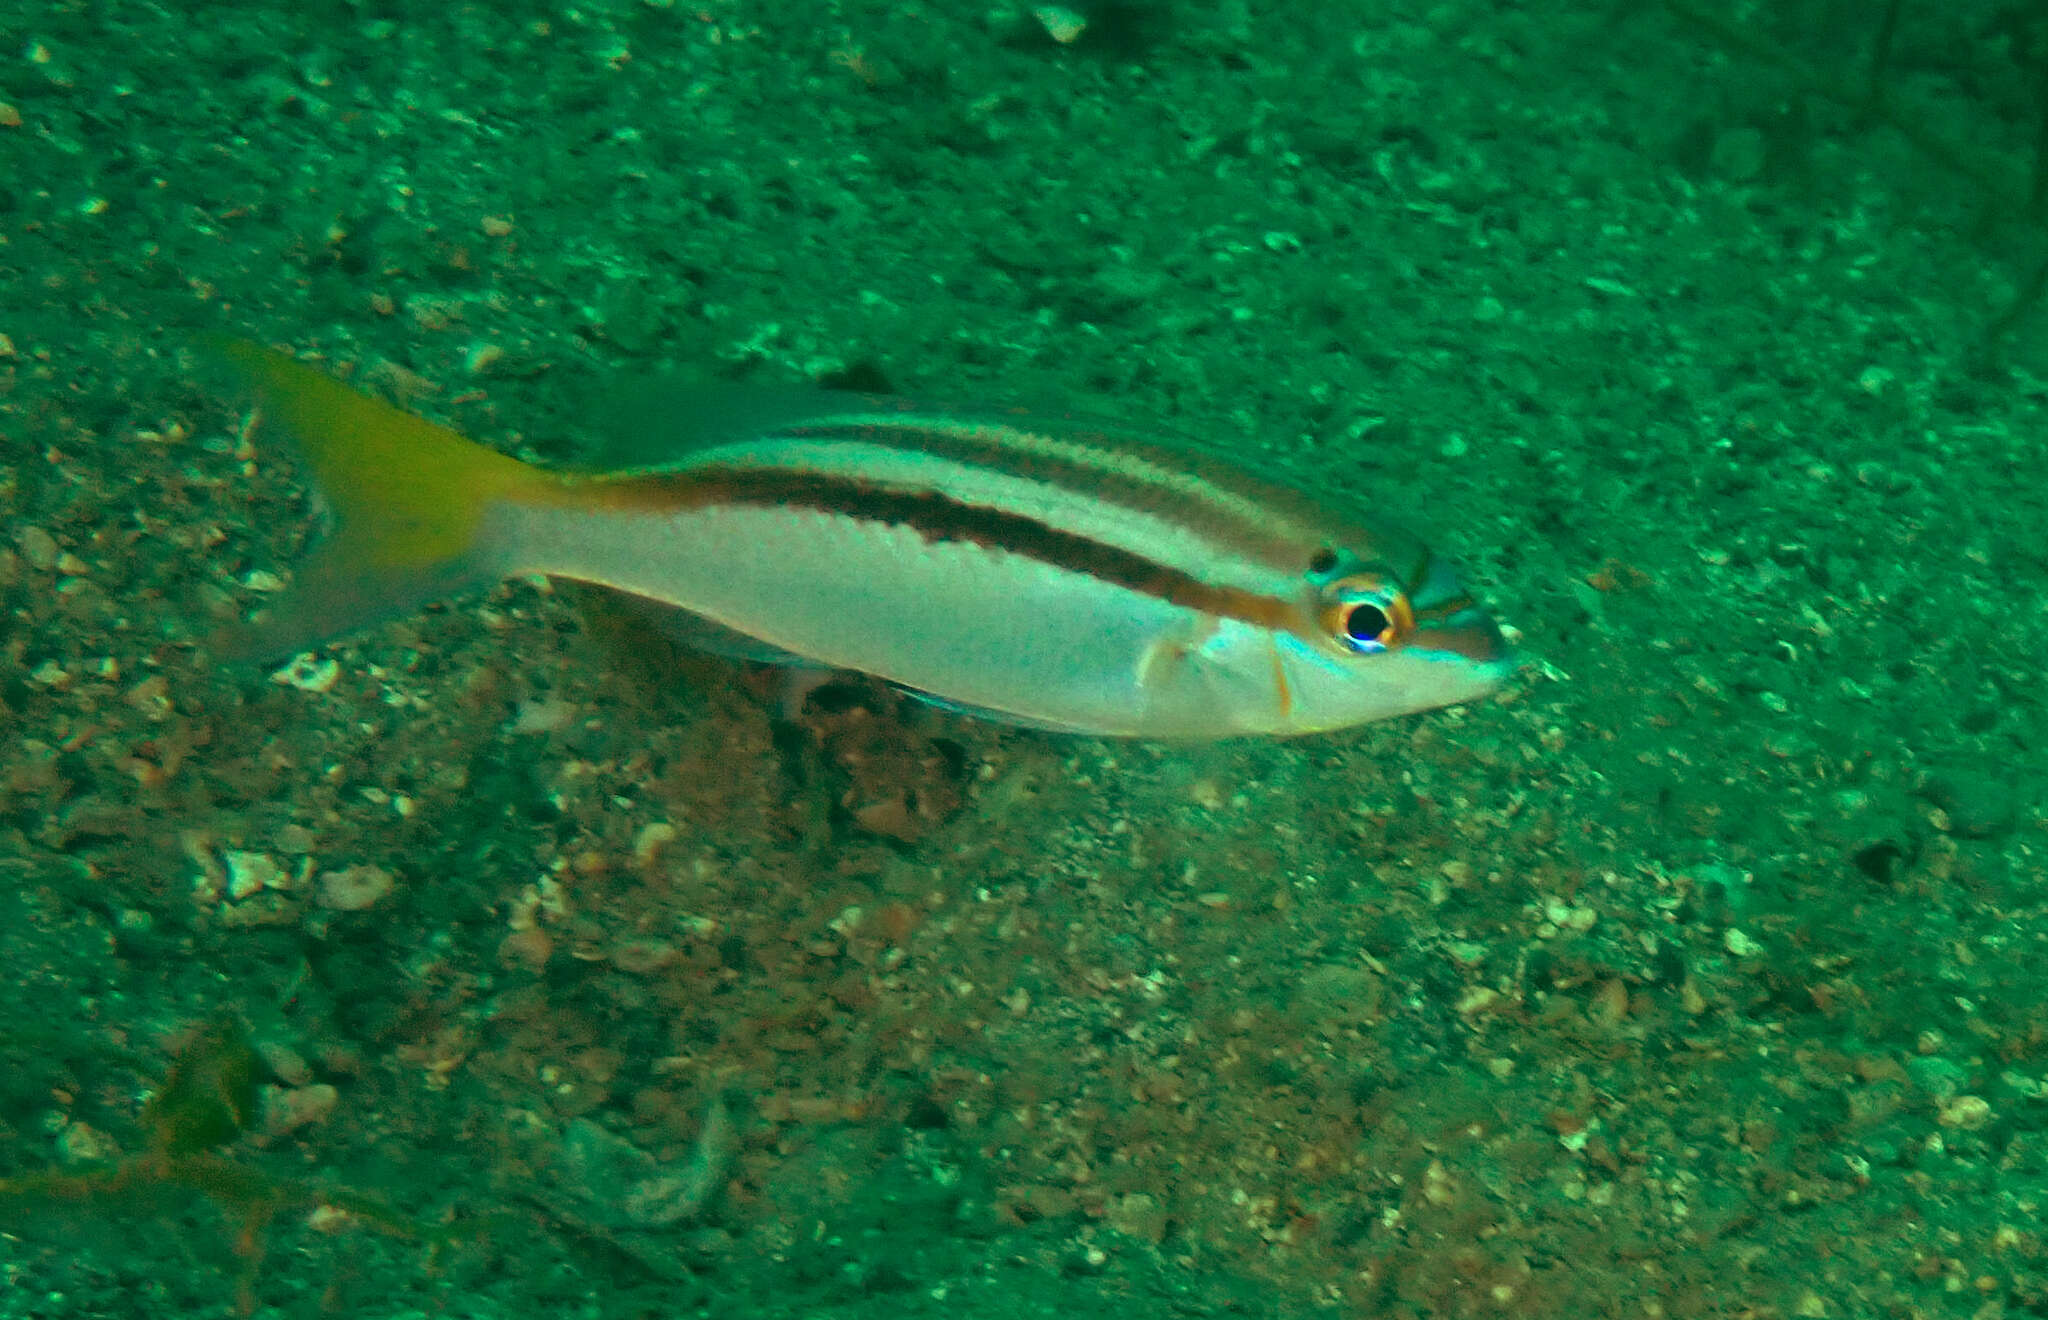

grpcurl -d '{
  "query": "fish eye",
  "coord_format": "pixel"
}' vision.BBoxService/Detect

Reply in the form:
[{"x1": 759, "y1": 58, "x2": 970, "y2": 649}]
[
  {"x1": 1318, "y1": 573, "x2": 1415, "y2": 654},
  {"x1": 1341, "y1": 602, "x2": 1393, "y2": 651}
]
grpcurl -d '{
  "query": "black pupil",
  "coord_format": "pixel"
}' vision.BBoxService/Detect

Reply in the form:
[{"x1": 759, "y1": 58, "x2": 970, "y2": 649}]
[{"x1": 1345, "y1": 603, "x2": 1390, "y2": 644}]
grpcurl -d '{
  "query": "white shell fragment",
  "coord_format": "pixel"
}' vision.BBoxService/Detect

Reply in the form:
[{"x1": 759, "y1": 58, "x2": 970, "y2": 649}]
[{"x1": 272, "y1": 652, "x2": 341, "y2": 693}]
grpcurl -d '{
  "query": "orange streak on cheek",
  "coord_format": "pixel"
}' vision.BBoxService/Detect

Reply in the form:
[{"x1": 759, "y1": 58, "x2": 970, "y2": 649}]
[{"x1": 1269, "y1": 634, "x2": 1294, "y2": 724}]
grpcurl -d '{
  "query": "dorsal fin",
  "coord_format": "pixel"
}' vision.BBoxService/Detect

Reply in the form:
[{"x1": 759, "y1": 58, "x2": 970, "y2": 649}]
[{"x1": 579, "y1": 380, "x2": 887, "y2": 473}]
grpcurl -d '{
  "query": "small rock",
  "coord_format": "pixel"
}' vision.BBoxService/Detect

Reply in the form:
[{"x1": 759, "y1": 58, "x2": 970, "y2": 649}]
[
  {"x1": 510, "y1": 698, "x2": 576, "y2": 734},
  {"x1": 1723, "y1": 928, "x2": 1764, "y2": 958},
  {"x1": 1107, "y1": 1192, "x2": 1169, "y2": 1244},
  {"x1": 498, "y1": 925, "x2": 554, "y2": 971},
  {"x1": 1936, "y1": 1094, "x2": 1993, "y2": 1131},
  {"x1": 556, "y1": 1098, "x2": 734, "y2": 1229},
  {"x1": 1007, "y1": 1183, "x2": 1078, "y2": 1222},
  {"x1": 1919, "y1": 770, "x2": 2019, "y2": 839},
  {"x1": 222, "y1": 850, "x2": 284, "y2": 902},
  {"x1": 610, "y1": 937, "x2": 677, "y2": 975},
  {"x1": 1455, "y1": 985, "x2": 1501, "y2": 1017},
  {"x1": 1588, "y1": 977, "x2": 1630, "y2": 1027},
  {"x1": 1905, "y1": 1055, "x2": 1970, "y2": 1102},
  {"x1": 272, "y1": 654, "x2": 340, "y2": 693},
  {"x1": 261, "y1": 1082, "x2": 339, "y2": 1136},
  {"x1": 274, "y1": 823, "x2": 317, "y2": 854},
  {"x1": 318, "y1": 864, "x2": 395, "y2": 911},
  {"x1": 632, "y1": 821, "x2": 678, "y2": 865},
  {"x1": 464, "y1": 342, "x2": 505, "y2": 376},
  {"x1": 255, "y1": 1039, "x2": 314, "y2": 1087},
  {"x1": 1033, "y1": 6, "x2": 1087, "y2": 44},
  {"x1": 1063, "y1": 1243, "x2": 1110, "y2": 1276},
  {"x1": 55, "y1": 1121, "x2": 119, "y2": 1164},
  {"x1": 124, "y1": 674, "x2": 171, "y2": 715},
  {"x1": 16, "y1": 525, "x2": 58, "y2": 571},
  {"x1": 1291, "y1": 963, "x2": 1384, "y2": 1028}
]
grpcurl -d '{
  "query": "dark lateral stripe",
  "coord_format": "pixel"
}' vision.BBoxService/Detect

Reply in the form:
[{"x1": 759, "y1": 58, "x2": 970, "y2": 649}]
[
  {"x1": 588, "y1": 465, "x2": 1300, "y2": 632},
  {"x1": 767, "y1": 417, "x2": 1319, "y2": 569}
]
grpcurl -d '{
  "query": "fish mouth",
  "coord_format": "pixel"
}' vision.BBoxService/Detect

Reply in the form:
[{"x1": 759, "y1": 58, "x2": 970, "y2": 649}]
[
  {"x1": 1405, "y1": 554, "x2": 1515, "y2": 672},
  {"x1": 1420, "y1": 611, "x2": 1516, "y2": 672}
]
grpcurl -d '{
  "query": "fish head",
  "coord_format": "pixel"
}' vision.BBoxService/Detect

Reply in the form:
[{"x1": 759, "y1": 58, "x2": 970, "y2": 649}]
[{"x1": 1258, "y1": 547, "x2": 1516, "y2": 735}]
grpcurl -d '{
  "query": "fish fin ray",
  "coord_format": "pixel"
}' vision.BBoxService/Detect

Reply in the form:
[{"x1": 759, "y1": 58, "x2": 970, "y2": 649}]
[
  {"x1": 890, "y1": 685, "x2": 1101, "y2": 735},
  {"x1": 214, "y1": 544, "x2": 498, "y2": 663},
  {"x1": 202, "y1": 335, "x2": 556, "y2": 659},
  {"x1": 582, "y1": 382, "x2": 860, "y2": 472}
]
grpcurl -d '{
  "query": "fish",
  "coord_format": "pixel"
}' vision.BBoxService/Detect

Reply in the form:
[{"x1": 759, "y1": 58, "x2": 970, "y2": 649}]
[{"x1": 203, "y1": 337, "x2": 1514, "y2": 738}]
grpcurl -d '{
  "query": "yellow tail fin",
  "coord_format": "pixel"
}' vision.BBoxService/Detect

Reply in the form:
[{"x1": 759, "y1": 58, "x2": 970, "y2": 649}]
[{"x1": 204, "y1": 336, "x2": 556, "y2": 660}]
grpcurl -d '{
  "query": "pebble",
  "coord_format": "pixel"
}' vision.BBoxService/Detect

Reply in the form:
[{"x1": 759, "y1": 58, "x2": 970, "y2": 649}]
[
  {"x1": 1291, "y1": 963, "x2": 1383, "y2": 1028},
  {"x1": 274, "y1": 823, "x2": 317, "y2": 854},
  {"x1": 1009, "y1": 1183, "x2": 1078, "y2": 1222},
  {"x1": 632, "y1": 821, "x2": 678, "y2": 865},
  {"x1": 272, "y1": 654, "x2": 341, "y2": 693},
  {"x1": 1918, "y1": 769, "x2": 2019, "y2": 839},
  {"x1": 465, "y1": 342, "x2": 505, "y2": 376},
  {"x1": 318, "y1": 863, "x2": 395, "y2": 911},
  {"x1": 256, "y1": 1039, "x2": 314, "y2": 1087},
  {"x1": 1456, "y1": 986, "x2": 1502, "y2": 1017},
  {"x1": 1905, "y1": 1054, "x2": 1969, "y2": 1102},
  {"x1": 498, "y1": 926, "x2": 554, "y2": 971},
  {"x1": 55, "y1": 1120, "x2": 118, "y2": 1164},
  {"x1": 260, "y1": 1082, "x2": 339, "y2": 1136},
  {"x1": 124, "y1": 674, "x2": 171, "y2": 715},
  {"x1": 510, "y1": 697, "x2": 577, "y2": 734},
  {"x1": 1542, "y1": 898, "x2": 1599, "y2": 934},
  {"x1": 222, "y1": 850, "x2": 285, "y2": 902},
  {"x1": 610, "y1": 937, "x2": 677, "y2": 974},
  {"x1": 556, "y1": 1100, "x2": 734, "y2": 1229},
  {"x1": 16, "y1": 525, "x2": 58, "y2": 571},
  {"x1": 1936, "y1": 1094, "x2": 1993, "y2": 1130},
  {"x1": 1107, "y1": 1192, "x2": 1169, "y2": 1244}
]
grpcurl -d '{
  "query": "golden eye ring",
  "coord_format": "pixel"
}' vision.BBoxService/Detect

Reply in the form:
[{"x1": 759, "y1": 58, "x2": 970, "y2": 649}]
[{"x1": 1318, "y1": 575, "x2": 1415, "y2": 654}]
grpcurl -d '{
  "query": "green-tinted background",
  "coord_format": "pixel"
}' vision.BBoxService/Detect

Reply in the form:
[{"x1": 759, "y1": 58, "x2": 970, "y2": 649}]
[{"x1": 4, "y1": 1, "x2": 2047, "y2": 1316}]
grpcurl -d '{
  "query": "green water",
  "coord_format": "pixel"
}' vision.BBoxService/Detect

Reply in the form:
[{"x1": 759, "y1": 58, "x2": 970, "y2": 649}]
[{"x1": 3, "y1": 2, "x2": 2045, "y2": 1315}]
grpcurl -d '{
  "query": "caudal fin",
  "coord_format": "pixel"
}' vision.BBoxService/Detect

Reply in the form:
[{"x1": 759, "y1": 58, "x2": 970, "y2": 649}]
[{"x1": 203, "y1": 336, "x2": 554, "y2": 660}]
